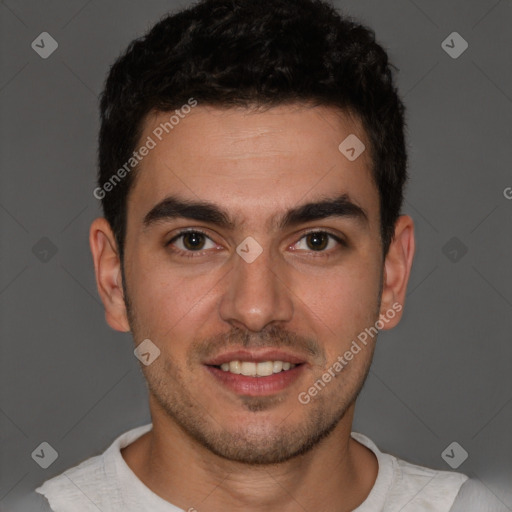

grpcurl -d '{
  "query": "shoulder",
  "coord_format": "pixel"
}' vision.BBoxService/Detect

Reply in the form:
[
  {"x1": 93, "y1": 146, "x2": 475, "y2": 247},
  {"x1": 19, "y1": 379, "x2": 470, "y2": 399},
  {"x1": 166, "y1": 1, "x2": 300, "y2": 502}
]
[
  {"x1": 35, "y1": 423, "x2": 152, "y2": 512},
  {"x1": 352, "y1": 432, "x2": 468, "y2": 512},
  {"x1": 34, "y1": 424, "x2": 152, "y2": 512},
  {"x1": 450, "y1": 478, "x2": 511, "y2": 512},
  {"x1": 35, "y1": 451, "x2": 113, "y2": 512},
  {"x1": 10, "y1": 489, "x2": 56, "y2": 512},
  {"x1": 388, "y1": 455, "x2": 468, "y2": 510}
]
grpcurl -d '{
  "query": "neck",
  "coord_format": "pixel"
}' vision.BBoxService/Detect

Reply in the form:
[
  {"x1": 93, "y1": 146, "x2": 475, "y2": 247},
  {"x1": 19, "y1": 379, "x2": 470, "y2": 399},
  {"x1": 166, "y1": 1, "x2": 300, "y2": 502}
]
[{"x1": 122, "y1": 402, "x2": 378, "y2": 512}]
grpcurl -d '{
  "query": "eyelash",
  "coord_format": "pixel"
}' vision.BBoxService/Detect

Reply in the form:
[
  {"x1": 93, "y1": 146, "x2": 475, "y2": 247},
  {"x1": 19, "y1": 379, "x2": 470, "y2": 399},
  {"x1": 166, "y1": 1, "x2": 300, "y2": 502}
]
[{"x1": 166, "y1": 228, "x2": 346, "y2": 258}]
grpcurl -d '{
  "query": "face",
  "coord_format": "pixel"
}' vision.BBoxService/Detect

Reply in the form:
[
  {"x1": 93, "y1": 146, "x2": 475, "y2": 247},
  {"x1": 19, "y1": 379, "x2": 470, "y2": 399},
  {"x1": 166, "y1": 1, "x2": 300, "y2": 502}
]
[{"x1": 91, "y1": 104, "x2": 413, "y2": 465}]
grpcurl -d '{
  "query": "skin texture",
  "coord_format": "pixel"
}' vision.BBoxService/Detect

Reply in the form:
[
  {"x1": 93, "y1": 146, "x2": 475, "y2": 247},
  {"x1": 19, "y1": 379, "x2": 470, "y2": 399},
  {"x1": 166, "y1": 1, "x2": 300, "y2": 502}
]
[{"x1": 90, "y1": 104, "x2": 415, "y2": 512}]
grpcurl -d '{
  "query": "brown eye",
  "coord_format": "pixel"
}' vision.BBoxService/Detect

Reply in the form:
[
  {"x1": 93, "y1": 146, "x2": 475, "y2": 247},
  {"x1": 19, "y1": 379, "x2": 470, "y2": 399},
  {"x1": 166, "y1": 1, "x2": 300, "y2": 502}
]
[
  {"x1": 167, "y1": 230, "x2": 217, "y2": 253},
  {"x1": 305, "y1": 232, "x2": 329, "y2": 251},
  {"x1": 292, "y1": 231, "x2": 345, "y2": 253},
  {"x1": 181, "y1": 231, "x2": 206, "y2": 250}
]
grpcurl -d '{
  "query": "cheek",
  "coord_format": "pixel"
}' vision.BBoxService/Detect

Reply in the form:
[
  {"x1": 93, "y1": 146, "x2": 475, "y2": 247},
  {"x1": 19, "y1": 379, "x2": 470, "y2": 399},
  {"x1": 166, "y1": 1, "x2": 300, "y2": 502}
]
[
  {"x1": 126, "y1": 252, "x2": 222, "y2": 338},
  {"x1": 295, "y1": 262, "x2": 381, "y2": 326},
  {"x1": 291, "y1": 259, "x2": 382, "y2": 363}
]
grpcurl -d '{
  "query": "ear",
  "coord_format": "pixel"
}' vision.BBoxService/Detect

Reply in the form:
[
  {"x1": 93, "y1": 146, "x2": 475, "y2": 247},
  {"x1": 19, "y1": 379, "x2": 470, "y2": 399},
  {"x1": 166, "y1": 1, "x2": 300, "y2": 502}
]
[
  {"x1": 89, "y1": 217, "x2": 130, "y2": 332},
  {"x1": 379, "y1": 215, "x2": 415, "y2": 329}
]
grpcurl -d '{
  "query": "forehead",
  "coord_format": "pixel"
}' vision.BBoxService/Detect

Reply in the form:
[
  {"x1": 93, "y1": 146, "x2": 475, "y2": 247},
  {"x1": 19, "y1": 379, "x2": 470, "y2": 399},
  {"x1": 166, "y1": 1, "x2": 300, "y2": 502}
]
[{"x1": 127, "y1": 104, "x2": 378, "y2": 229}]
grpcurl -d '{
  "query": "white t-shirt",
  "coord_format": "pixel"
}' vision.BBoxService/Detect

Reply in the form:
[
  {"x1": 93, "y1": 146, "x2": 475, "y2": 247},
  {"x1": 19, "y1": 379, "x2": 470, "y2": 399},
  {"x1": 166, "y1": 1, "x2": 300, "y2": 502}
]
[{"x1": 33, "y1": 423, "x2": 502, "y2": 511}]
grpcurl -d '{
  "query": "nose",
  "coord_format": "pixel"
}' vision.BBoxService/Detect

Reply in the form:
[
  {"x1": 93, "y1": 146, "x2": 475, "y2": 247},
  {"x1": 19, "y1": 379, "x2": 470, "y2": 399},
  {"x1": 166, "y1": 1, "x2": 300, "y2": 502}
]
[{"x1": 218, "y1": 244, "x2": 294, "y2": 332}]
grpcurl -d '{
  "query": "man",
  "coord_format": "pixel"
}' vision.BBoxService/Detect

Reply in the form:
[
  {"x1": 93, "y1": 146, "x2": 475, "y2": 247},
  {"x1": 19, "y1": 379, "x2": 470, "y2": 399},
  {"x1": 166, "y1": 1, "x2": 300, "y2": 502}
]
[{"x1": 35, "y1": 0, "x2": 504, "y2": 510}]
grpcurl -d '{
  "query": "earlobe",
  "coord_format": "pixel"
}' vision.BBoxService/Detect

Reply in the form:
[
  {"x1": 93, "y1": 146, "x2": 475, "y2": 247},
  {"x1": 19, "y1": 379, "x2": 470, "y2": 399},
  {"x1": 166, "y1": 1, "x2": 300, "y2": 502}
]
[
  {"x1": 379, "y1": 215, "x2": 415, "y2": 330},
  {"x1": 89, "y1": 217, "x2": 131, "y2": 332}
]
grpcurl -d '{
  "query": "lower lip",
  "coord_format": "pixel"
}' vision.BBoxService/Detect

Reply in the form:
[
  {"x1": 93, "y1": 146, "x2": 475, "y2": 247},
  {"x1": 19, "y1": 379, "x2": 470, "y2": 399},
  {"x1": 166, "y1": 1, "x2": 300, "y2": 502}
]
[{"x1": 205, "y1": 364, "x2": 305, "y2": 396}]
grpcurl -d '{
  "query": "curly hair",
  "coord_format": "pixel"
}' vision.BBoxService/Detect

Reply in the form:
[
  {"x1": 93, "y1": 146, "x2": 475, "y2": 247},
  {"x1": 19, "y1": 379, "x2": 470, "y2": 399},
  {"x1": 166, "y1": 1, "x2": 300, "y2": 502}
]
[{"x1": 97, "y1": 0, "x2": 407, "y2": 260}]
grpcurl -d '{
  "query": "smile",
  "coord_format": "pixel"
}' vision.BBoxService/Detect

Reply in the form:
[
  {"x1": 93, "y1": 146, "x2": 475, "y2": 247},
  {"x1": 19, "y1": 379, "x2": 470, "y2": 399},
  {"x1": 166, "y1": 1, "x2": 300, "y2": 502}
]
[{"x1": 217, "y1": 360, "x2": 297, "y2": 377}]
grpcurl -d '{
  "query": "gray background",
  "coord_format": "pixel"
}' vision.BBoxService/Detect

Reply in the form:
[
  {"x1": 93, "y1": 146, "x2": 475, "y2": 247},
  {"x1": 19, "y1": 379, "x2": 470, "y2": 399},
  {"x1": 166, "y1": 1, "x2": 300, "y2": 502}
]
[{"x1": 1, "y1": 0, "x2": 511, "y2": 510}]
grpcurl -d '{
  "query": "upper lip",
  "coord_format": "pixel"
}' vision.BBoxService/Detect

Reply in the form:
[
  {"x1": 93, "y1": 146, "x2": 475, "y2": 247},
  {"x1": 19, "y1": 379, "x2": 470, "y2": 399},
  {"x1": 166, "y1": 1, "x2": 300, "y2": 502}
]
[{"x1": 204, "y1": 349, "x2": 308, "y2": 366}]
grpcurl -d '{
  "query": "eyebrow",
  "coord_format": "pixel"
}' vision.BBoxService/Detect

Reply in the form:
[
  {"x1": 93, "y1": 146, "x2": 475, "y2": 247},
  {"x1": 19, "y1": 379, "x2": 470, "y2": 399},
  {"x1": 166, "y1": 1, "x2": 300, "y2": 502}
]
[{"x1": 142, "y1": 193, "x2": 368, "y2": 231}]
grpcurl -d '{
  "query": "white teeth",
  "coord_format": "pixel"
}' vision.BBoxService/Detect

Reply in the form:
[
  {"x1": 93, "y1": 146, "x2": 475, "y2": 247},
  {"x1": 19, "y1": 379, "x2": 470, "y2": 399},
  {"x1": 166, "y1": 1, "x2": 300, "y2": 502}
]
[
  {"x1": 240, "y1": 361, "x2": 257, "y2": 376},
  {"x1": 229, "y1": 360, "x2": 242, "y2": 374},
  {"x1": 217, "y1": 360, "x2": 297, "y2": 377},
  {"x1": 256, "y1": 361, "x2": 274, "y2": 377},
  {"x1": 273, "y1": 361, "x2": 283, "y2": 373}
]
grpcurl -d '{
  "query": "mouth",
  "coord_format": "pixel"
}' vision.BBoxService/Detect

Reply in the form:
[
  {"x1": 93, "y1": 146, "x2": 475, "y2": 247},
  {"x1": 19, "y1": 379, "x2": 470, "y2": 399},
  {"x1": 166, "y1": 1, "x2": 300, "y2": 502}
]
[
  {"x1": 204, "y1": 350, "x2": 308, "y2": 396},
  {"x1": 209, "y1": 360, "x2": 299, "y2": 377}
]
